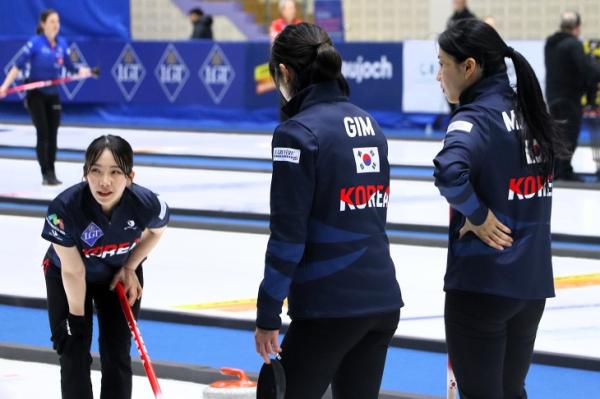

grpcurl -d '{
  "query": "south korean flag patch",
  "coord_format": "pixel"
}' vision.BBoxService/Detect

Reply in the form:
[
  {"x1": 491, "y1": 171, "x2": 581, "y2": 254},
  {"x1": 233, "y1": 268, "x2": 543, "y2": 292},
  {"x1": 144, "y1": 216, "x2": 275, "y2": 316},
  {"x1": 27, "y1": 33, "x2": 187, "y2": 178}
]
[{"x1": 353, "y1": 147, "x2": 380, "y2": 173}]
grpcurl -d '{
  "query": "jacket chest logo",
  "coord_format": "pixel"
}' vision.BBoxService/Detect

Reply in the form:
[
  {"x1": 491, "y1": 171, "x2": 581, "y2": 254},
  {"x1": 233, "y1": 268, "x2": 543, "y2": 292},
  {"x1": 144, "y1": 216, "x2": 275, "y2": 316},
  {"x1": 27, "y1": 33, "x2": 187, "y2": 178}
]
[
  {"x1": 124, "y1": 219, "x2": 138, "y2": 230},
  {"x1": 81, "y1": 222, "x2": 104, "y2": 247}
]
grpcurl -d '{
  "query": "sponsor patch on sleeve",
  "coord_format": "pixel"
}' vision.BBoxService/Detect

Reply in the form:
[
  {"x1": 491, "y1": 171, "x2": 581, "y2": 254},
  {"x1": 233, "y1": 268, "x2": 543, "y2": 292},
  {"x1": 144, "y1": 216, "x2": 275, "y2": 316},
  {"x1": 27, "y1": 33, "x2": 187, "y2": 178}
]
[
  {"x1": 46, "y1": 213, "x2": 66, "y2": 235},
  {"x1": 447, "y1": 121, "x2": 473, "y2": 133},
  {"x1": 157, "y1": 195, "x2": 167, "y2": 220},
  {"x1": 273, "y1": 147, "x2": 301, "y2": 164}
]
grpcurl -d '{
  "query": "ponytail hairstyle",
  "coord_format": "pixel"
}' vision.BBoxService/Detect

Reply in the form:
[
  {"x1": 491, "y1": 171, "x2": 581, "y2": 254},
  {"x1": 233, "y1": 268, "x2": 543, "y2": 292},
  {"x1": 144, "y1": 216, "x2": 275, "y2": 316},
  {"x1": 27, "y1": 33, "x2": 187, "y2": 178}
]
[
  {"x1": 439, "y1": 19, "x2": 562, "y2": 176},
  {"x1": 36, "y1": 9, "x2": 58, "y2": 35},
  {"x1": 269, "y1": 22, "x2": 349, "y2": 98}
]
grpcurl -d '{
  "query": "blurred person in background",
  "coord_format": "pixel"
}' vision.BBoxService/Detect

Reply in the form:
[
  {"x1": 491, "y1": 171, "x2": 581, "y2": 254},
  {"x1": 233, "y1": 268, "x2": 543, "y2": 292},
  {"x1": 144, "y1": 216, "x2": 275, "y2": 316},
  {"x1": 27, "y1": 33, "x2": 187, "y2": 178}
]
[
  {"x1": 189, "y1": 7, "x2": 213, "y2": 40},
  {"x1": 447, "y1": 0, "x2": 476, "y2": 28},
  {"x1": 583, "y1": 39, "x2": 600, "y2": 179},
  {"x1": 270, "y1": 0, "x2": 302, "y2": 43},
  {"x1": 0, "y1": 9, "x2": 91, "y2": 185},
  {"x1": 271, "y1": 0, "x2": 303, "y2": 122},
  {"x1": 444, "y1": 1, "x2": 477, "y2": 115},
  {"x1": 483, "y1": 15, "x2": 497, "y2": 29},
  {"x1": 545, "y1": 11, "x2": 595, "y2": 181}
]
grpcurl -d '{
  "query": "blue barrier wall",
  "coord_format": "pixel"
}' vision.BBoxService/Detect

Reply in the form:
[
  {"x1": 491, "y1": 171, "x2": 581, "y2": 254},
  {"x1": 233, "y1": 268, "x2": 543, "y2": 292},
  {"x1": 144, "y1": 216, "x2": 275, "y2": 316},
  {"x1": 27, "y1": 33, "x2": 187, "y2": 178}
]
[
  {"x1": 0, "y1": 39, "x2": 403, "y2": 129},
  {"x1": 0, "y1": 1, "x2": 130, "y2": 40},
  {"x1": 0, "y1": 39, "x2": 403, "y2": 108}
]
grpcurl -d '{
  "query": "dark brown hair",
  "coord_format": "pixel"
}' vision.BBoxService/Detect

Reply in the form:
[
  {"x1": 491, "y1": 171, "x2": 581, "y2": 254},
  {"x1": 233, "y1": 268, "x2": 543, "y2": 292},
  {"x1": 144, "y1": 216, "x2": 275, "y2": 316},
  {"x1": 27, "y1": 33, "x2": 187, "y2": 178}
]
[
  {"x1": 269, "y1": 22, "x2": 349, "y2": 98},
  {"x1": 83, "y1": 135, "x2": 134, "y2": 177},
  {"x1": 36, "y1": 9, "x2": 58, "y2": 35},
  {"x1": 439, "y1": 18, "x2": 562, "y2": 175}
]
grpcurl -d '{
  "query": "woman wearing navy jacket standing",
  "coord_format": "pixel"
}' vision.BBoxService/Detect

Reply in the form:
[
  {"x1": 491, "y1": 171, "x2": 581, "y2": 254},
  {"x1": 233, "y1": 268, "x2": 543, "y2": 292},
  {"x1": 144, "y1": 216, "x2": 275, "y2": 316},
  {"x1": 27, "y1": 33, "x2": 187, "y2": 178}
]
[
  {"x1": 434, "y1": 19, "x2": 561, "y2": 398},
  {"x1": 0, "y1": 9, "x2": 91, "y2": 185},
  {"x1": 41, "y1": 135, "x2": 169, "y2": 399},
  {"x1": 254, "y1": 23, "x2": 402, "y2": 399}
]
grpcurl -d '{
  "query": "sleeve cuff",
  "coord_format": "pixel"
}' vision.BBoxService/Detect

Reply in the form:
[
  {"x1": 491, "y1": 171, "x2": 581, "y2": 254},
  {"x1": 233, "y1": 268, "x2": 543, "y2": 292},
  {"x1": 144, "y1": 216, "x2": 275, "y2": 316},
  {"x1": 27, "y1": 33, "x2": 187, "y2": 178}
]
[
  {"x1": 256, "y1": 308, "x2": 282, "y2": 331},
  {"x1": 468, "y1": 204, "x2": 488, "y2": 226},
  {"x1": 256, "y1": 288, "x2": 283, "y2": 330},
  {"x1": 41, "y1": 233, "x2": 75, "y2": 247}
]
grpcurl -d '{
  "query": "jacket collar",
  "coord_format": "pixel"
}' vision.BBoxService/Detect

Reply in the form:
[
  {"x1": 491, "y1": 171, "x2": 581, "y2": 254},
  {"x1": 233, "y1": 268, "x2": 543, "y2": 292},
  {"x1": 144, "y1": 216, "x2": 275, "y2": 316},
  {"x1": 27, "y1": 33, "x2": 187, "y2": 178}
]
[
  {"x1": 459, "y1": 71, "x2": 513, "y2": 106},
  {"x1": 282, "y1": 81, "x2": 348, "y2": 118}
]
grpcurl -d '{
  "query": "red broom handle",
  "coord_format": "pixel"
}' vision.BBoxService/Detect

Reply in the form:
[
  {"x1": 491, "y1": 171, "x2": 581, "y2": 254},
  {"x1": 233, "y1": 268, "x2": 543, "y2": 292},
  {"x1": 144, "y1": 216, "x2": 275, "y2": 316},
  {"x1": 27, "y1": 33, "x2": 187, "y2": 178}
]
[
  {"x1": 4, "y1": 66, "x2": 99, "y2": 95},
  {"x1": 116, "y1": 282, "x2": 164, "y2": 398}
]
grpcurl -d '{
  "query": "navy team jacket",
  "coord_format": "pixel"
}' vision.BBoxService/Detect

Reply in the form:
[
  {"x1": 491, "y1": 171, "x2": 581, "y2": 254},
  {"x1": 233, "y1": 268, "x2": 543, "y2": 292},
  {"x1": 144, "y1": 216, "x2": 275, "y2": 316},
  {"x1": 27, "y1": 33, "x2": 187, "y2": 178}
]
[
  {"x1": 256, "y1": 81, "x2": 403, "y2": 330},
  {"x1": 14, "y1": 35, "x2": 79, "y2": 95},
  {"x1": 41, "y1": 182, "x2": 169, "y2": 283},
  {"x1": 433, "y1": 72, "x2": 555, "y2": 300}
]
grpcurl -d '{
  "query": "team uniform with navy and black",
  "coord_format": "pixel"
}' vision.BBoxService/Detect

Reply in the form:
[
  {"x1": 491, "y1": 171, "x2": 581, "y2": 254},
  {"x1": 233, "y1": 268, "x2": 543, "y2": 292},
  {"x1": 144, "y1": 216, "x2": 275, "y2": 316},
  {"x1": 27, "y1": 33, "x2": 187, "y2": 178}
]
[
  {"x1": 256, "y1": 81, "x2": 403, "y2": 399},
  {"x1": 434, "y1": 72, "x2": 554, "y2": 398},
  {"x1": 13, "y1": 34, "x2": 80, "y2": 182},
  {"x1": 41, "y1": 182, "x2": 169, "y2": 399}
]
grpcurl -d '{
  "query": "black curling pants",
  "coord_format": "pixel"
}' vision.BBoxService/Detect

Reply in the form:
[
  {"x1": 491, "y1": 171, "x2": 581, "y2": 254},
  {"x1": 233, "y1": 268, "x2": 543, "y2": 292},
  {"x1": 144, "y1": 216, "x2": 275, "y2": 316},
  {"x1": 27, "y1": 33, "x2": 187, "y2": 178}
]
[
  {"x1": 548, "y1": 98, "x2": 583, "y2": 179},
  {"x1": 278, "y1": 310, "x2": 400, "y2": 399},
  {"x1": 445, "y1": 290, "x2": 546, "y2": 399},
  {"x1": 45, "y1": 268, "x2": 143, "y2": 399},
  {"x1": 25, "y1": 89, "x2": 61, "y2": 178}
]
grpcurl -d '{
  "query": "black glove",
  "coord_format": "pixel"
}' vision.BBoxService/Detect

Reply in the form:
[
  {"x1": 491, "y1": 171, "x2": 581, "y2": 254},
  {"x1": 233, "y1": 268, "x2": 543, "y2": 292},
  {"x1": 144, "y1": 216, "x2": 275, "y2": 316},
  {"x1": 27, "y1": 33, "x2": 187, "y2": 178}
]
[{"x1": 51, "y1": 313, "x2": 87, "y2": 355}]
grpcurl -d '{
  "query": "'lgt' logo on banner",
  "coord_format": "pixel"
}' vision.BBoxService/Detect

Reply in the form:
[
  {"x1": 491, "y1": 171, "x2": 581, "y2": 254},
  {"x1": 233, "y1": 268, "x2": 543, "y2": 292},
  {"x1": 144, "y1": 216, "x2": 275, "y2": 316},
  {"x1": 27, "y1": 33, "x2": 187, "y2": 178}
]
[
  {"x1": 111, "y1": 43, "x2": 146, "y2": 102},
  {"x1": 199, "y1": 45, "x2": 235, "y2": 104},
  {"x1": 61, "y1": 43, "x2": 89, "y2": 100},
  {"x1": 3, "y1": 47, "x2": 30, "y2": 100},
  {"x1": 154, "y1": 43, "x2": 189, "y2": 103}
]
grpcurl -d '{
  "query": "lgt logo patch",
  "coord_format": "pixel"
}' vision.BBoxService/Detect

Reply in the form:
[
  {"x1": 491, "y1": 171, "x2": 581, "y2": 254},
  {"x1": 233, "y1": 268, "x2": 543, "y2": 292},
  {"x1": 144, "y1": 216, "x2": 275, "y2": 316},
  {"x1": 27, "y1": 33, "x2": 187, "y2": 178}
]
[{"x1": 81, "y1": 222, "x2": 104, "y2": 247}]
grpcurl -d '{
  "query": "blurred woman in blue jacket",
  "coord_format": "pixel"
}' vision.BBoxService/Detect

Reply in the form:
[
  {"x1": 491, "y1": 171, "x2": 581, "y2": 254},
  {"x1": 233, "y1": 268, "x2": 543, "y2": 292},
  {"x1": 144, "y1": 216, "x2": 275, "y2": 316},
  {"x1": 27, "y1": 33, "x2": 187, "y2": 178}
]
[{"x1": 0, "y1": 9, "x2": 90, "y2": 185}]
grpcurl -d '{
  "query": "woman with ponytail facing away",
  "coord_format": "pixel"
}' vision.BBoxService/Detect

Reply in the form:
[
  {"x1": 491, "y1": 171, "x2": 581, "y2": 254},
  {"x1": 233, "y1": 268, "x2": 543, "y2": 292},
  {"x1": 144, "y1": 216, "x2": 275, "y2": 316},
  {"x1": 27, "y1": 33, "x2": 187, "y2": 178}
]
[
  {"x1": 434, "y1": 19, "x2": 561, "y2": 398},
  {"x1": 254, "y1": 23, "x2": 402, "y2": 399}
]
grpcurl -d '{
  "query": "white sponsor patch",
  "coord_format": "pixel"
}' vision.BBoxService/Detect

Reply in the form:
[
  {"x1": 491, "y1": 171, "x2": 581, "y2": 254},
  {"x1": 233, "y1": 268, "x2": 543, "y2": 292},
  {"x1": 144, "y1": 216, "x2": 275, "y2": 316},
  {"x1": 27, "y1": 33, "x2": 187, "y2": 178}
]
[
  {"x1": 49, "y1": 229, "x2": 64, "y2": 241},
  {"x1": 273, "y1": 147, "x2": 301, "y2": 164},
  {"x1": 158, "y1": 196, "x2": 167, "y2": 220},
  {"x1": 447, "y1": 121, "x2": 473, "y2": 133},
  {"x1": 352, "y1": 147, "x2": 380, "y2": 173}
]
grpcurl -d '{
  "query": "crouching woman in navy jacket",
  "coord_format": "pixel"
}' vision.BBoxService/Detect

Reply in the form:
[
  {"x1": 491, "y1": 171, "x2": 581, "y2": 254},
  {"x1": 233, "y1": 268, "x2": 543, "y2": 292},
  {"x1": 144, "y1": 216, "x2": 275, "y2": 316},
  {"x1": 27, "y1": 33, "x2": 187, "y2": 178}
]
[
  {"x1": 254, "y1": 23, "x2": 402, "y2": 399},
  {"x1": 434, "y1": 19, "x2": 561, "y2": 399},
  {"x1": 41, "y1": 135, "x2": 169, "y2": 399}
]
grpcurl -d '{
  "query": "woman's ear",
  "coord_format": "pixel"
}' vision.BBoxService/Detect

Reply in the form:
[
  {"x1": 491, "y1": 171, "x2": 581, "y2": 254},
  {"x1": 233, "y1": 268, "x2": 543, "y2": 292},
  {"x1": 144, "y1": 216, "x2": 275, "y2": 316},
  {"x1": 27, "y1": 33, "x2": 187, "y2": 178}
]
[
  {"x1": 278, "y1": 63, "x2": 291, "y2": 83},
  {"x1": 127, "y1": 170, "x2": 135, "y2": 186},
  {"x1": 463, "y1": 57, "x2": 480, "y2": 80}
]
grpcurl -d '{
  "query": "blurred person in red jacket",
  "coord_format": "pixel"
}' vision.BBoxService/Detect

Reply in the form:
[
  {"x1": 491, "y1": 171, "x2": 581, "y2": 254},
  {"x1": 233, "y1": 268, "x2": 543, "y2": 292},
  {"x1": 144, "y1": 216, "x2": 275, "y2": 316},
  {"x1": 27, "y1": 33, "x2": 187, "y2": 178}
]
[{"x1": 270, "y1": 0, "x2": 302, "y2": 43}]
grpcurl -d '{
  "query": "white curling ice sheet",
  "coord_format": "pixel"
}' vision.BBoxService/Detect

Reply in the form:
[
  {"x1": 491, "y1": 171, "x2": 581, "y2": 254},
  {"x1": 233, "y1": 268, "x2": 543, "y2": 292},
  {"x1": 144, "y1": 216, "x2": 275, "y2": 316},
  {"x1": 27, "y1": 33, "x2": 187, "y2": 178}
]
[
  {"x1": 0, "y1": 122, "x2": 597, "y2": 171},
  {"x1": 1, "y1": 215, "x2": 599, "y2": 360},
  {"x1": 0, "y1": 358, "x2": 207, "y2": 399},
  {"x1": 0, "y1": 123, "x2": 599, "y2": 361},
  {"x1": 0, "y1": 157, "x2": 598, "y2": 238}
]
